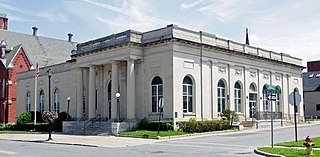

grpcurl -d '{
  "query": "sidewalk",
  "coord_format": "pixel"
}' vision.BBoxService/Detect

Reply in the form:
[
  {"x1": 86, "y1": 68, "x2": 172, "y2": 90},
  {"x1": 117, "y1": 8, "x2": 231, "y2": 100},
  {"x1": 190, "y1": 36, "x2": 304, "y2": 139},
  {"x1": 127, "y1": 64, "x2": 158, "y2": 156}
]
[
  {"x1": 1, "y1": 122, "x2": 319, "y2": 148},
  {"x1": 0, "y1": 133, "x2": 158, "y2": 148}
]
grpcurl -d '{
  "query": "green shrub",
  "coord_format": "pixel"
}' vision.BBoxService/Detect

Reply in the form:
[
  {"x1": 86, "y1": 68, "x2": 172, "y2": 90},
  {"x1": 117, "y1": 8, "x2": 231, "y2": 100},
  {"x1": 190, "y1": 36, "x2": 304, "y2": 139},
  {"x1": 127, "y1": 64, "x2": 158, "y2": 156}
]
[
  {"x1": 137, "y1": 118, "x2": 173, "y2": 131},
  {"x1": 178, "y1": 119, "x2": 230, "y2": 133},
  {"x1": 16, "y1": 112, "x2": 32, "y2": 125},
  {"x1": 0, "y1": 124, "x2": 15, "y2": 131},
  {"x1": 53, "y1": 112, "x2": 71, "y2": 132},
  {"x1": 14, "y1": 123, "x2": 48, "y2": 131},
  {"x1": 219, "y1": 109, "x2": 239, "y2": 128}
]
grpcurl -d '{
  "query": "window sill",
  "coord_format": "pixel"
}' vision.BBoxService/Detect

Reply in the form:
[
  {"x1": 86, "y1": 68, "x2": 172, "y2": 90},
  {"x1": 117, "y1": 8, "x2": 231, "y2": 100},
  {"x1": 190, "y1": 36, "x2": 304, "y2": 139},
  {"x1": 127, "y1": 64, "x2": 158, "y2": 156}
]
[
  {"x1": 183, "y1": 113, "x2": 196, "y2": 117},
  {"x1": 149, "y1": 112, "x2": 162, "y2": 117}
]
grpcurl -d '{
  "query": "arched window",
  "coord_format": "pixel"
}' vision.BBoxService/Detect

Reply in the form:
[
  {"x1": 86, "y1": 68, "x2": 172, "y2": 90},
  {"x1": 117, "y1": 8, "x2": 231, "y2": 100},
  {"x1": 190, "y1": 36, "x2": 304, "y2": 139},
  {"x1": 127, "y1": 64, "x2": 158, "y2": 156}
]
[
  {"x1": 54, "y1": 88, "x2": 60, "y2": 113},
  {"x1": 234, "y1": 82, "x2": 242, "y2": 112},
  {"x1": 26, "y1": 91, "x2": 31, "y2": 112},
  {"x1": 39, "y1": 90, "x2": 45, "y2": 113},
  {"x1": 107, "y1": 81, "x2": 112, "y2": 119},
  {"x1": 249, "y1": 83, "x2": 257, "y2": 118},
  {"x1": 151, "y1": 76, "x2": 163, "y2": 113},
  {"x1": 262, "y1": 85, "x2": 269, "y2": 111},
  {"x1": 183, "y1": 76, "x2": 193, "y2": 113},
  {"x1": 217, "y1": 79, "x2": 226, "y2": 112}
]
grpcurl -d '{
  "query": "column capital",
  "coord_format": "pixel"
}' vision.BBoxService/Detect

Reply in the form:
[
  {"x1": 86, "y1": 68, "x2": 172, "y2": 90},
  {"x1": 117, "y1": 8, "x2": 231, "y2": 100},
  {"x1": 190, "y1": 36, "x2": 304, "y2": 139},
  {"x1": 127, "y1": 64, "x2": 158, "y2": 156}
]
[
  {"x1": 111, "y1": 60, "x2": 120, "y2": 64},
  {"x1": 125, "y1": 57, "x2": 136, "y2": 62}
]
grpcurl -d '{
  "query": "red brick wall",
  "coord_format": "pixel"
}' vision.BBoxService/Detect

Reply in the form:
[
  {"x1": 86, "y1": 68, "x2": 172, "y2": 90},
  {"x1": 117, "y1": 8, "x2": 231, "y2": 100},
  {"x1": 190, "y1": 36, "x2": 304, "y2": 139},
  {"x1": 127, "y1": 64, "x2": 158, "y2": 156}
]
[
  {"x1": 0, "y1": 62, "x2": 6, "y2": 123},
  {"x1": 307, "y1": 61, "x2": 320, "y2": 72},
  {"x1": 6, "y1": 47, "x2": 31, "y2": 123}
]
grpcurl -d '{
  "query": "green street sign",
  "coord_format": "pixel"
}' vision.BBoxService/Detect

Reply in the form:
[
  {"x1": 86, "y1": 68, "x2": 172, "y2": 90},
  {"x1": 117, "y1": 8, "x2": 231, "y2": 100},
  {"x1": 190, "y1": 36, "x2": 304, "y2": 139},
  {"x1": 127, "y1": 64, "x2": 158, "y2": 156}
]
[{"x1": 265, "y1": 85, "x2": 281, "y2": 95}]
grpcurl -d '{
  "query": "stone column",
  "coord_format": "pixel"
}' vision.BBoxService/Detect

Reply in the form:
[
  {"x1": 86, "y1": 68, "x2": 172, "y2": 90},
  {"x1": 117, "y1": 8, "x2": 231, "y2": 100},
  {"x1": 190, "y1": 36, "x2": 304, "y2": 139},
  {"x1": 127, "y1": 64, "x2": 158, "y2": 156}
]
[
  {"x1": 111, "y1": 62, "x2": 119, "y2": 120},
  {"x1": 88, "y1": 65, "x2": 96, "y2": 119},
  {"x1": 126, "y1": 59, "x2": 135, "y2": 120},
  {"x1": 76, "y1": 68, "x2": 83, "y2": 120}
]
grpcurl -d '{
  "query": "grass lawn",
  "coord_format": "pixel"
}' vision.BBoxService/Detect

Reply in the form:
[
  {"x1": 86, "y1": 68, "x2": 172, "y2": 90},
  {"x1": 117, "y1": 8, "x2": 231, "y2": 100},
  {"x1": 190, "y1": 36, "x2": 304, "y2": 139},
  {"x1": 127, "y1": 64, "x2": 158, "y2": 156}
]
[
  {"x1": 258, "y1": 147, "x2": 320, "y2": 157},
  {"x1": 119, "y1": 130, "x2": 189, "y2": 138},
  {"x1": 0, "y1": 130, "x2": 44, "y2": 134},
  {"x1": 275, "y1": 137, "x2": 320, "y2": 148}
]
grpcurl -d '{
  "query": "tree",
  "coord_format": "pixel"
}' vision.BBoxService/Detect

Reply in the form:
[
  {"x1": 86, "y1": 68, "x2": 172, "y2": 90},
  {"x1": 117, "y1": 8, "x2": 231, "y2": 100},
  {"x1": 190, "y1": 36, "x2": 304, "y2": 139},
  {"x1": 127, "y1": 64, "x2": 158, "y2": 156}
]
[{"x1": 219, "y1": 109, "x2": 239, "y2": 128}]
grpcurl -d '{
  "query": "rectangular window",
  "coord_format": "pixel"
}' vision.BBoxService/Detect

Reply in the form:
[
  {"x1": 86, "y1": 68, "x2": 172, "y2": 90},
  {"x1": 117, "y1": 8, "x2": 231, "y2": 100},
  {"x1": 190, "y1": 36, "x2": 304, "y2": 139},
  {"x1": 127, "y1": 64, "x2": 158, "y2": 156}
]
[
  {"x1": 316, "y1": 104, "x2": 320, "y2": 111},
  {"x1": 152, "y1": 85, "x2": 163, "y2": 113},
  {"x1": 234, "y1": 88, "x2": 241, "y2": 112}
]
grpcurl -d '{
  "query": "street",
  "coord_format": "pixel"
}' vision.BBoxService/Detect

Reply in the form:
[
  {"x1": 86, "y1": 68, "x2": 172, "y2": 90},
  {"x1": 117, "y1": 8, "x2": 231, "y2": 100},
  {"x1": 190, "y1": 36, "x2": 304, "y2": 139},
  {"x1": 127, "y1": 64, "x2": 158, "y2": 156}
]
[{"x1": 0, "y1": 124, "x2": 320, "y2": 157}]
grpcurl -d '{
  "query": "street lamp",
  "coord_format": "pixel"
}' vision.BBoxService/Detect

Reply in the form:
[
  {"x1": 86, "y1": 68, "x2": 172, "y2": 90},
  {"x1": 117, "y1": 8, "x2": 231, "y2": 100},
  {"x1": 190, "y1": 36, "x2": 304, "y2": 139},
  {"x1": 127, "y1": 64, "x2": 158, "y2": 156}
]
[
  {"x1": 67, "y1": 97, "x2": 70, "y2": 120},
  {"x1": 116, "y1": 93, "x2": 120, "y2": 122},
  {"x1": 251, "y1": 105, "x2": 255, "y2": 125},
  {"x1": 46, "y1": 69, "x2": 53, "y2": 141}
]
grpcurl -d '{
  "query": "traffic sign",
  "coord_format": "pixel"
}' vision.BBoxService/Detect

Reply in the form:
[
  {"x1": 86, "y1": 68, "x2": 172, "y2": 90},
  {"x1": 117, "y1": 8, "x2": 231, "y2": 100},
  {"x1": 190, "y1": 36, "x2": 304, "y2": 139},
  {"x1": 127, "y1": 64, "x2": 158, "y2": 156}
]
[{"x1": 158, "y1": 98, "x2": 164, "y2": 108}]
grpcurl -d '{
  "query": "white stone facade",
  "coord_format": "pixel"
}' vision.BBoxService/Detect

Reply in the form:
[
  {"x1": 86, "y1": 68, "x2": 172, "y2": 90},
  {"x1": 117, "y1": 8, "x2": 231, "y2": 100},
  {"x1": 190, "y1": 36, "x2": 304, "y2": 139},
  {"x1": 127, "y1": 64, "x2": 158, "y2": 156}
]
[{"x1": 16, "y1": 25, "x2": 304, "y2": 124}]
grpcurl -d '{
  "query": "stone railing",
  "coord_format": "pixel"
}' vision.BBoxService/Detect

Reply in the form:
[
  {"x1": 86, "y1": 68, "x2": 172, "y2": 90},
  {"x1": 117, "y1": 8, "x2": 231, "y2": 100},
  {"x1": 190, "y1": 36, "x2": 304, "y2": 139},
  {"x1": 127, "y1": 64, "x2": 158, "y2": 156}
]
[{"x1": 75, "y1": 24, "x2": 302, "y2": 66}]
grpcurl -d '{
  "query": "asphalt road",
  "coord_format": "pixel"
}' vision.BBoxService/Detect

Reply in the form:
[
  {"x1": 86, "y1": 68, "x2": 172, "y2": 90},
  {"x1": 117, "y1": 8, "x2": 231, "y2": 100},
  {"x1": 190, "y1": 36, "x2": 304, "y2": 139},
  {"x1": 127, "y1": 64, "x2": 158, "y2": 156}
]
[{"x1": 1, "y1": 124, "x2": 320, "y2": 157}]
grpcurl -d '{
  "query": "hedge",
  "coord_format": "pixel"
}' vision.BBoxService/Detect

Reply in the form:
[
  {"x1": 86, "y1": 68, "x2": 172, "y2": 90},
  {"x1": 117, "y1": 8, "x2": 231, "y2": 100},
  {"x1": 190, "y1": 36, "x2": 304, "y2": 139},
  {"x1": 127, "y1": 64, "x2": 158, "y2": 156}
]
[
  {"x1": 13, "y1": 111, "x2": 71, "y2": 132},
  {"x1": 178, "y1": 119, "x2": 230, "y2": 133},
  {"x1": 14, "y1": 123, "x2": 49, "y2": 132},
  {"x1": 138, "y1": 118, "x2": 173, "y2": 131}
]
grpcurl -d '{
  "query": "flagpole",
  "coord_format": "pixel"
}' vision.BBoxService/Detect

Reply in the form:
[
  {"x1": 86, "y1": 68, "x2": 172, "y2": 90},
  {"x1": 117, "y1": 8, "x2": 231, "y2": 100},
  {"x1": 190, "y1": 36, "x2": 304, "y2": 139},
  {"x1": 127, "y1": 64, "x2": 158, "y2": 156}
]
[
  {"x1": 34, "y1": 76, "x2": 37, "y2": 124},
  {"x1": 34, "y1": 62, "x2": 38, "y2": 125}
]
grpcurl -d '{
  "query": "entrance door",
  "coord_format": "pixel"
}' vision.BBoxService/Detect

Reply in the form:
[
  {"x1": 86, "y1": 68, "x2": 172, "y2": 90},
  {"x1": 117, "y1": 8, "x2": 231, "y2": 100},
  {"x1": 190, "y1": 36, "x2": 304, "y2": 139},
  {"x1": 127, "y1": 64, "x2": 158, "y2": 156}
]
[
  {"x1": 107, "y1": 81, "x2": 112, "y2": 120},
  {"x1": 249, "y1": 93, "x2": 257, "y2": 118}
]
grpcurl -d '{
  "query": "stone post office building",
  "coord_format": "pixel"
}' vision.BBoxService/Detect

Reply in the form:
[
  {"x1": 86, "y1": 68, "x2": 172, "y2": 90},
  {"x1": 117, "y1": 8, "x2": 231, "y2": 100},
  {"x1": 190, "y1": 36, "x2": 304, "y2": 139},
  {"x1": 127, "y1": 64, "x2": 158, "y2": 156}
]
[{"x1": 16, "y1": 25, "x2": 304, "y2": 131}]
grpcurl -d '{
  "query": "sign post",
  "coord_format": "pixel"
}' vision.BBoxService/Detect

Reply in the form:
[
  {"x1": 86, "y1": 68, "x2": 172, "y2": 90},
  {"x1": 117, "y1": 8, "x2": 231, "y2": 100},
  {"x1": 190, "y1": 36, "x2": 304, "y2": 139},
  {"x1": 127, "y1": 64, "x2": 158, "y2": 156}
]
[
  {"x1": 289, "y1": 90, "x2": 301, "y2": 142},
  {"x1": 158, "y1": 98, "x2": 164, "y2": 134},
  {"x1": 266, "y1": 85, "x2": 281, "y2": 148}
]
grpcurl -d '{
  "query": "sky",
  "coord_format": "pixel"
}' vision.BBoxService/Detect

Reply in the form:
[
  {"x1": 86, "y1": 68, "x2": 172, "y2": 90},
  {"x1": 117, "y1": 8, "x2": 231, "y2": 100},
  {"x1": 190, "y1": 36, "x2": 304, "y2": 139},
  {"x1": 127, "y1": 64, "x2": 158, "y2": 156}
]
[{"x1": 0, "y1": 0, "x2": 319, "y2": 68}]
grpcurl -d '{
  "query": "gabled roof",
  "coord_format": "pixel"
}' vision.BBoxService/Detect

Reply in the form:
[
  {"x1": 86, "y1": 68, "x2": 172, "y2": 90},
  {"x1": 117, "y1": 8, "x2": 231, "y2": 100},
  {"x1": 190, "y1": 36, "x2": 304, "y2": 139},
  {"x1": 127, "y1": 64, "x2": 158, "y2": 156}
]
[
  {"x1": 302, "y1": 71, "x2": 320, "y2": 92},
  {"x1": 0, "y1": 29, "x2": 77, "y2": 67},
  {"x1": 5, "y1": 44, "x2": 32, "y2": 67}
]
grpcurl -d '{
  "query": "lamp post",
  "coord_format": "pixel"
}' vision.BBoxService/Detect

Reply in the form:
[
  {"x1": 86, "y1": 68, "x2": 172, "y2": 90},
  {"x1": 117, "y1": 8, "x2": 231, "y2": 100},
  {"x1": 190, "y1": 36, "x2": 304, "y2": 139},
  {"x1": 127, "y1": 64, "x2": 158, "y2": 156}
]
[
  {"x1": 115, "y1": 93, "x2": 120, "y2": 122},
  {"x1": 67, "y1": 97, "x2": 70, "y2": 120},
  {"x1": 46, "y1": 69, "x2": 53, "y2": 141},
  {"x1": 251, "y1": 105, "x2": 255, "y2": 125}
]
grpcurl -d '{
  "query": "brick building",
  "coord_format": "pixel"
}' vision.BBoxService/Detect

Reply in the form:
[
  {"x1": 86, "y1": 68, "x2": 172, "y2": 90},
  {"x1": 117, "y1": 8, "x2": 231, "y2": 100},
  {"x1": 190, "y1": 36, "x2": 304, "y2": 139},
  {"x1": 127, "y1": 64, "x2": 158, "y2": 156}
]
[{"x1": 0, "y1": 13, "x2": 76, "y2": 124}]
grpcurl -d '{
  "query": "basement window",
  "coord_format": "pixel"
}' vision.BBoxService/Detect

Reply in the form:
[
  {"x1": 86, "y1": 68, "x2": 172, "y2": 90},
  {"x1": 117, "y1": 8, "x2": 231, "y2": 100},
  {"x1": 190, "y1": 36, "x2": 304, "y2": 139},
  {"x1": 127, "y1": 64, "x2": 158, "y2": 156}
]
[{"x1": 316, "y1": 104, "x2": 320, "y2": 111}]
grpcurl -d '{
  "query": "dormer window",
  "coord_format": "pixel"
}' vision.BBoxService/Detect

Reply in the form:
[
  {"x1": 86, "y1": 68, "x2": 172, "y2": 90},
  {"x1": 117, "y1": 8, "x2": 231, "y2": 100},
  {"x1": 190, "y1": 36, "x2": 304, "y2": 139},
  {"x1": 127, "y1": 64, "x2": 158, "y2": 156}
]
[{"x1": 309, "y1": 74, "x2": 314, "y2": 78}]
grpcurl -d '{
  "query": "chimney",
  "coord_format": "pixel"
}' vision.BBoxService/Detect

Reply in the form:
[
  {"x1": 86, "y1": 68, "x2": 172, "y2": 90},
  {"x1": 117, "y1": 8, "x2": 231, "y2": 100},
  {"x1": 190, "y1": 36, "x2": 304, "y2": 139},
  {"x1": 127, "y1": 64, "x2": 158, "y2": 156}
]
[
  {"x1": 32, "y1": 26, "x2": 38, "y2": 36},
  {"x1": 67, "y1": 33, "x2": 73, "y2": 42},
  {"x1": 0, "y1": 13, "x2": 8, "y2": 30}
]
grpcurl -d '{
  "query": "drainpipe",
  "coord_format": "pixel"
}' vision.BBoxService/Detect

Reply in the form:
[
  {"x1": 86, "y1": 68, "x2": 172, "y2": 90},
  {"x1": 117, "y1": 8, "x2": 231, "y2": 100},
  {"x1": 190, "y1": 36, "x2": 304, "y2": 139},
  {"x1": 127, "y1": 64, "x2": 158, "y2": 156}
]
[
  {"x1": 244, "y1": 68, "x2": 247, "y2": 121},
  {"x1": 210, "y1": 61, "x2": 213, "y2": 120}
]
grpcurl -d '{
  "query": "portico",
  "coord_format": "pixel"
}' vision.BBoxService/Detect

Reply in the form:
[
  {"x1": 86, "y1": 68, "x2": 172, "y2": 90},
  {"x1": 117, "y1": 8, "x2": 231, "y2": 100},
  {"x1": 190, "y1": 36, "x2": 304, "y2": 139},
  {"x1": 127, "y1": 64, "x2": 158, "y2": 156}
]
[{"x1": 75, "y1": 57, "x2": 138, "y2": 121}]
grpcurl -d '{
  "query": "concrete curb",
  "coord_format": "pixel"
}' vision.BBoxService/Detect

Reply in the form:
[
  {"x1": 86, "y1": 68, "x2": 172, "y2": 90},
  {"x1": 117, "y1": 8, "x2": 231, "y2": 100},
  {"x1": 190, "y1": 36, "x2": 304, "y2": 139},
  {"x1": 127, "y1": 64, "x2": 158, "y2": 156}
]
[
  {"x1": 0, "y1": 138, "x2": 101, "y2": 148},
  {"x1": 254, "y1": 149, "x2": 285, "y2": 157},
  {"x1": 117, "y1": 129, "x2": 238, "y2": 140}
]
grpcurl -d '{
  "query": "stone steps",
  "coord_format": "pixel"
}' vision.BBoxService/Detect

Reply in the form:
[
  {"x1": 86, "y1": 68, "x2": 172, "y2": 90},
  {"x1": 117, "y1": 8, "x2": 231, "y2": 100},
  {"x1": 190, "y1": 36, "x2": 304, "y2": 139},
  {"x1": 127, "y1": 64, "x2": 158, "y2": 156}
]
[{"x1": 63, "y1": 121, "x2": 112, "y2": 135}]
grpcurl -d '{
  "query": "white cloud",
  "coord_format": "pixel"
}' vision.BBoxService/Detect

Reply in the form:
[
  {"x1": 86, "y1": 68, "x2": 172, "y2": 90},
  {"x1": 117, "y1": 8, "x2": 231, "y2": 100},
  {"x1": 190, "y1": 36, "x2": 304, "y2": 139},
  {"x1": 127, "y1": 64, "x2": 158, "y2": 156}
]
[
  {"x1": 70, "y1": 0, "x2": 171, "y2": 33},
  {"x1": 246, "y1": 1, "x2": 320, "y2": 66},
  {"x1": 179, "y1": 0, "x2": 259, "y2": 23},
  {"x1": 0, "y1": 2, "x2": 68, "y2": 23},
  {"x1": 180, "y1": 0, "x2": 204, "y2": 9}
]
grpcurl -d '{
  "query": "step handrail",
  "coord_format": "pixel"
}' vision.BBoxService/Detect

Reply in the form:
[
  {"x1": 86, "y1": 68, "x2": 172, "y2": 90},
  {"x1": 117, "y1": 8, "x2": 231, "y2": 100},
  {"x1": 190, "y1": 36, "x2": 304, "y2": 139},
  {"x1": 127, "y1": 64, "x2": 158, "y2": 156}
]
[{"x1": 83, "y1": 114, "x2": 101, "y2": 134}]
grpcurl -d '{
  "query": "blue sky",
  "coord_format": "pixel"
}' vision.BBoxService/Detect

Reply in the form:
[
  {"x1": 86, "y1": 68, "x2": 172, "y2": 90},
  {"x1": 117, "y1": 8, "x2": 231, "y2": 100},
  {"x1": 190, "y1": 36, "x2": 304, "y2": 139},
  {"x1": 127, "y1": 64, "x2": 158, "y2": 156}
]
[{"x1": 1, "y1": 0, "x2": 319, "y2": 67}]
